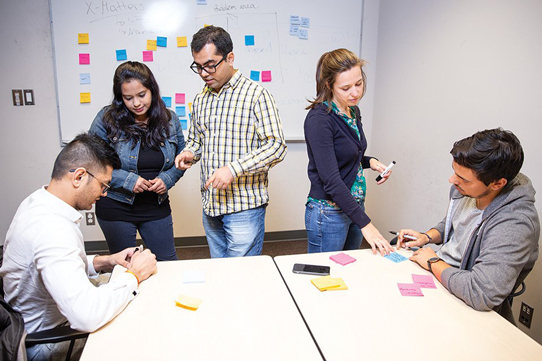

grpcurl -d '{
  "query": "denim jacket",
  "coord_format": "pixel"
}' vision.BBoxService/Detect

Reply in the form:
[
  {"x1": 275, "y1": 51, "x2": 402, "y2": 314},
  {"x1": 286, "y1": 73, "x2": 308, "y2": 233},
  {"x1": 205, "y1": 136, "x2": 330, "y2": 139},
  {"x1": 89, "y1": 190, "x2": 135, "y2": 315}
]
[{"x1": 89, "y1": 106, "x2": 185, "y2": 205}]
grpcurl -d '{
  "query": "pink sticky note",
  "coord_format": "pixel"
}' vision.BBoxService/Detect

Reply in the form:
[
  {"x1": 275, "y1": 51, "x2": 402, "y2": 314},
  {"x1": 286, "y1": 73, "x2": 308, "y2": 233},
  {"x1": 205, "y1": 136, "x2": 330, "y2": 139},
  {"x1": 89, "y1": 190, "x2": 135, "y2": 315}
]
[
  {"x1": 261, "y1": 70, "x2": 272, "y2": 82},
  {"x1": 79, "y1": 53, "x2": 90, "y2": 64},
  {"x1": 330, "y1": 252, "x2": 357, "y2": 266},
  {"x1": 412, "y1": 274, "x2": 437, "y2": 289},
  {"x1": 142, "y1": 51, "x2": 153, "y2": 62},
  {"x1": 175, "y1": 93, "x2": 186, "y2": 104},
  {"x1": 397, "y1": 283, "x2": 424, "y2": 297}
]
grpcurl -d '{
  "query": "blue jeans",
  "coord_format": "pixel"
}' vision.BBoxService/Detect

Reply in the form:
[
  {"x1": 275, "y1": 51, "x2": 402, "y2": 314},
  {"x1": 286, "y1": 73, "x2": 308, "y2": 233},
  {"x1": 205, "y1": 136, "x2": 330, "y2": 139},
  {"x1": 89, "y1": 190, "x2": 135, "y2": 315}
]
[
  {"x1": 202, "y1": 205, "x2": 266, "y2": 258},
  {"x1": 97, "y1": 215, "x2": 178, "y2": 261},
  {"x1": 305, "y1": 200, "x2": 365, "y2": 253}
]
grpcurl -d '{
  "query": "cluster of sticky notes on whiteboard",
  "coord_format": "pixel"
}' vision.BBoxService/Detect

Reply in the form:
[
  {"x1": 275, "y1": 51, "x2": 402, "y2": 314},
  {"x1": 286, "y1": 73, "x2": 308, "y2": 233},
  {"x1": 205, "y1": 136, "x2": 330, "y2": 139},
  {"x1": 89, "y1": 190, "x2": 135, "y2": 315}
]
[
  {"x1": 78, "y1": 33, "x2": 91, "y2": 103},
  {"x1": 290, "y1": 15, "x2": 310, "y2": 40},
  {"x1": 244, "y1": 35, "x2": 273, "y2": 83}
]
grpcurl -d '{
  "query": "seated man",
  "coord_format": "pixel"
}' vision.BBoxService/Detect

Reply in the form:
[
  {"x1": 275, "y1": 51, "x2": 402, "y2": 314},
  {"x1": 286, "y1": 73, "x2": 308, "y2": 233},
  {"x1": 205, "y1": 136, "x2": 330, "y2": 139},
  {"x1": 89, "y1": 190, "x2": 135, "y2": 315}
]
[
  {"x1": 397, "y1": 128, "x2": 539, "y2": 323},
  {"x1": 0, "y1": 133, "x2": 157, "y2": 360}
]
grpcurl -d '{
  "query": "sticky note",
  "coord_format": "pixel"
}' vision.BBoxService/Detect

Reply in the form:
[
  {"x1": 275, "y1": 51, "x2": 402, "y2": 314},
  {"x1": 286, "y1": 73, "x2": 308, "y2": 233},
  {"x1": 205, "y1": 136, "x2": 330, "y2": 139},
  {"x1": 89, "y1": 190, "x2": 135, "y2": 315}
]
[
  {"x1": 180, "y1": 119, "x2": 188, "y2": 130},
  {"x1": 175, "y1": 294, "x2": 202, "y2": 310},
  {"x1": 245, "y1": 35, "x2": 255, "y2": 46},
  {"x1": 412, "y1": 274, "x2": 437, "y2": 289},
  {"x1": 162, "y1": 97, "x2": 172, "y2": 107},
  {"x1": 147, "y1": 40, "x2": 157, "y2": 51},
  {"x1": 157, "y1": 36, "x2": 167, "y2": 47},
  {"x1": 116, "y1": 49, "x2": 127, "y2": 61},
  {"x1": 79, "y1": 73, "x2": 91, "y2": 85},
  {"x1": 311, "y1": 276, "x2": 348, "y2": 291},
  {"x1": 197, "y1": 0, "x2": 207, "y2": 4},
  {"x1": 298, "y1": 29, "x2": 309, "y2": 40},
  {"x1": 290, "y1": 15, "x2": 300, "y2": 25},
  {"x1": 384, "y1": 253, "x2": 408, "y2": 263},
  {"x1": 183, "y1": 271, "x2": 205, "y2": 284},
  {"x1": 177, "y1": 36, "x2": 188, "y2": 47},
  {"x1": 80, "y1": 92, "x2": 91, "y2": 103},
  {"x1": 175, "y1": 93, "x2": 185, "y2": 104},
  {"x1": 78, "y1": 33, "x2": 89, "y2": 44},
  {"x1": 176, "y1": 106, "x2": 186, "y2": 117},
  {"x1": 142, "y1": 51, "x2": 153, "y2": 62},
  {"x1": 250, "y1": 71, "x2": 260, "y2": 81},
  {"x1": 79, "y1": 53, "x2": 90, "y2": 65},
  {"x1": 330, "y1": 252, "x2": 356, "y2": 266},
  {"x1": 398, "y1": 283, "x2": 424, "y2": 297},
  {"x1": 289, "y1": 25, "x2": 300, "y2": 36},
  {"x1": 188, "y1": 102, "x2": 192, "y2": 113},
  {"x1": 261, "y1": 71, "x2": 272, "y2": 82},
  {"x1": 300, "y1": 17, "x2": 310, "y2": 28}
]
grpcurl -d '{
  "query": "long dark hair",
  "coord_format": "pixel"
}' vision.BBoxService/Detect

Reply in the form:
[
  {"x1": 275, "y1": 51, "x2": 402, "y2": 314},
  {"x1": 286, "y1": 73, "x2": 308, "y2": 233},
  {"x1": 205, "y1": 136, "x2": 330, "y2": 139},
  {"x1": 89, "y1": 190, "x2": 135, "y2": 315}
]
[
  {"x1": 306, "y1": 48, "x2": 367, "y2": 111},
  {"x1": 104, "y1": 61, "x2": 171, "y2": 148}
]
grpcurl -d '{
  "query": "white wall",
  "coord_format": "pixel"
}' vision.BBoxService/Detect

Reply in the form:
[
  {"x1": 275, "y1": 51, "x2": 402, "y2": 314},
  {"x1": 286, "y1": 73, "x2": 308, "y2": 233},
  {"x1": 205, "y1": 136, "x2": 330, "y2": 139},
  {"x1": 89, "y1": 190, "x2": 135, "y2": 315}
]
[{"x1": 366, "y1": 0, "x2": 542, "y2": 343}]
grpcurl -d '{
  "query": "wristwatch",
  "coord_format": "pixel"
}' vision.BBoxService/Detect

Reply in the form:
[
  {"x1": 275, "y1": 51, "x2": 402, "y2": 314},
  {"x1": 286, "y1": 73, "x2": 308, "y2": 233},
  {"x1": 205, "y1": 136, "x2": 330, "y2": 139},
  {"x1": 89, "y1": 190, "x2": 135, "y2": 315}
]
[{"x1": 427, "y1": 257, "x2": 442, "y2": 272}]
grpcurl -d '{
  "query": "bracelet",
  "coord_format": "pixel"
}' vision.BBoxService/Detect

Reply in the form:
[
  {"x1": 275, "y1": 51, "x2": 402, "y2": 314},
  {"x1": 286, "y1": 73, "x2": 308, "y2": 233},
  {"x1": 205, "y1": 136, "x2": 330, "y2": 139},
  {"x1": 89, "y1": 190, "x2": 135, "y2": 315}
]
[
  {"x1": 125, "y1": 270, "x2": 140, "y2": 286},
  {"x1": 422, "y1": 232, "x2": 433, "y2": 245}
]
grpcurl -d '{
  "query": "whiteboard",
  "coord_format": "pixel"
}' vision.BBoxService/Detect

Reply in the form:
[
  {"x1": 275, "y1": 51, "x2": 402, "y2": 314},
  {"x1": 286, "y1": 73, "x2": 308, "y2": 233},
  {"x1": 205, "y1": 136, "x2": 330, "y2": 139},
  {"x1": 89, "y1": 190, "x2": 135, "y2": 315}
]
[{"x1": 50, "y1": 0, "x2": 363, "y2": 142}]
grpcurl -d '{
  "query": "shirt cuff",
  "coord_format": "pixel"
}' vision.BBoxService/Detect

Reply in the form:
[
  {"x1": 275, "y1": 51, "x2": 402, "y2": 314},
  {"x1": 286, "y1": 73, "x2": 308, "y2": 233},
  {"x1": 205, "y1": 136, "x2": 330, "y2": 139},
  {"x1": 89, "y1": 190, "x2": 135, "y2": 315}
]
[{"x1": 87, "y1": 255, "x2": 98, "y2": 277}]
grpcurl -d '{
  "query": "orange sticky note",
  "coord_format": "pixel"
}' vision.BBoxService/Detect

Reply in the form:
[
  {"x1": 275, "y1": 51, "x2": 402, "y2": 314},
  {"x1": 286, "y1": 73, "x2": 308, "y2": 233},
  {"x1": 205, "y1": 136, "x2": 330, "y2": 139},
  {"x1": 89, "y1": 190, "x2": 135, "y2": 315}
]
[
  {"x1": 188, "y1": 102, "x2": 192, "y2": 113},
  {"x1": 177, "y1": 36, "x2": 188, "y2": 47},
  {"x1": 80, "y1": 92, "x2": 91, "y2": 103},
  {"x1": 175, "y1": 294, "x2": 202, "y2": 311},
  {"x1": 147, "y1": 40, "x2": 157, "y2": 51},
  {"x1": 78, "y1": 33, "x2": 89, "y2": 44}
]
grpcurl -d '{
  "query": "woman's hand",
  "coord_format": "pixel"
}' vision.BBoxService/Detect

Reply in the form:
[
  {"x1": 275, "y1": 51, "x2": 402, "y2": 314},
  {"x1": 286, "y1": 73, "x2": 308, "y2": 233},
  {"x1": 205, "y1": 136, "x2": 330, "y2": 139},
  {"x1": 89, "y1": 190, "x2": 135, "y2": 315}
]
[
  {"x1": 369, "y1": 158, "x2": 393, "y2": 185},
  {"x1": 132, "y1": 176, "x2": 152, "y2": 193},
  {"x1": 148, "y1": 178, "x2": 167, "y2": 194},
  {"x1": 361, "y1": 222, "x2": 394, "y2": 256}
]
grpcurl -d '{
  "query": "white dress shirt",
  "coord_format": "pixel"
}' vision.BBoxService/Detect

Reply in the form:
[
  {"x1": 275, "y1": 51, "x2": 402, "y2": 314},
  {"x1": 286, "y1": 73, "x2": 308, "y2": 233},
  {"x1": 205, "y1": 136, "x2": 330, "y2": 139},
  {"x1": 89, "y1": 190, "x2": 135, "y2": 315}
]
[{"x1": 0, "y1": 187, "x2": 138, "y2": 333}]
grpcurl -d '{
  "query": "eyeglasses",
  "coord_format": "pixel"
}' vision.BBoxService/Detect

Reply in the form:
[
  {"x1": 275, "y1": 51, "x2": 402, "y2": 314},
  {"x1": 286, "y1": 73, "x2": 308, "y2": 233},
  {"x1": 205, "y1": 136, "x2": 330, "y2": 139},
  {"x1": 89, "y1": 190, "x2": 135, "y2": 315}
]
[
  {"x1": 190, "y1": 54, "x2": 228, "y2": 74},
  {"x1": 69, "y1": 168, "x2": 111, "y2": 195}
]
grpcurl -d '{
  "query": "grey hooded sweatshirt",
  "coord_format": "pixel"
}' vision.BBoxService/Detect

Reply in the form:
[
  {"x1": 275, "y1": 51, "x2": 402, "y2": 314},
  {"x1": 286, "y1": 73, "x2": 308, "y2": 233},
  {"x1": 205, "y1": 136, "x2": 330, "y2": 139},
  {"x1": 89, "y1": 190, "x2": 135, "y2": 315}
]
[{"x1": 435, "y1": 173, "x2": 540, "y2": 323}]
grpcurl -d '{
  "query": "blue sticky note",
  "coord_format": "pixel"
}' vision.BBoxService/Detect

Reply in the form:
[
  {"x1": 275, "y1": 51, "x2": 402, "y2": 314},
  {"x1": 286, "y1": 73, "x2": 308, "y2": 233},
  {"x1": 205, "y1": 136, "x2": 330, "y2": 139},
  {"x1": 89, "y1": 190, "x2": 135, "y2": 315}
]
[
  {"x1": 176, "y1": 106, "x2": 186, "y2": 117},
  {"x1": 384, "y1": 253, "x2": 408, "y2": 263},
  {"x1": 116, "y1": 49, "x2": 127, "y2": 61},
  {"x1": 300, "y1": 17, "x2": 310, "y2": 28},
  {"x1": 157, "y1": 36, "x2": 167, "y2": 47},
  {"x1": 180, "y1": 118, "x2": 188, "y2": 130},
  {"x1": 290, "y1": 15, "x2": 300, "y2": 25},
  {"x1": 250, "y1": 70, "x2": 260, "y2": 81},
  {"x1": 245, "y1": 35, "x2": 255, "y2": 46},
  {"x1": 298, "y1": 29, "x2": 309, "y2": 40},
  {"x1": 197, "y1": 0, "x2": 207, "y2": 4},
  {"x1": 79, "y1": 73, "x2": 91, "y2": 85},
  {"x1": 162, "y1": 97, "x2": 172, "y2": 107},
  {"x1": 290, "y1": 25, "x2": 299, "y2": 36}
]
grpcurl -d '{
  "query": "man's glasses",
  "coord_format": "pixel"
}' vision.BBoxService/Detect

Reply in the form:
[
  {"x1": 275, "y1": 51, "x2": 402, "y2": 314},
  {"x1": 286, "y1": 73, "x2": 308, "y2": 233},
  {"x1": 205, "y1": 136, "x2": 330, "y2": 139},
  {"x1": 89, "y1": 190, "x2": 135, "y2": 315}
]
[
  {"x1": 69, "y1": 168, "x2": 111, "y2": 195},
  {"x1": 190, "y1": 54, "x2": 228, "y2": 74}
]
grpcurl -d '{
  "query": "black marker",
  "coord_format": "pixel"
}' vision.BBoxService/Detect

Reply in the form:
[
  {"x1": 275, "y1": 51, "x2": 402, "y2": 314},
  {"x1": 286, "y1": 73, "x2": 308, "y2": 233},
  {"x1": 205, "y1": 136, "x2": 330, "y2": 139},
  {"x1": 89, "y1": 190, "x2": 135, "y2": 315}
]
[
  {"x1": 389, "y1": 231, "x2": 417, "y2": 240},
  {"x1": 376, "y1": 161, "x2": 396, "y2": 181}
]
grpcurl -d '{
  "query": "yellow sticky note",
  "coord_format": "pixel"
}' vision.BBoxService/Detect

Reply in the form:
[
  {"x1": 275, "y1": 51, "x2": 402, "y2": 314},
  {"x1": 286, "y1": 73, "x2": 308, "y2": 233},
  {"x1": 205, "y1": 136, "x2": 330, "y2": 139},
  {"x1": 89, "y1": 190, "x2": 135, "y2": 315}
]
[
  {"x1": 80, "y1": 92, "x2": 91, "y2": 103},
  {"x1": 188, "y1": 102, "x2": 192, "y2": 113},
  {"x1": 147, "y1": 40, "x2": 157, "y2": 51},
  {"x1": 325, "y1": 278, "x2": 348, "y2": 291},
  {"x1": 204, "y1": 24, "x2": 212, "y2": 27},
  {"x1": 177, "y1": 36, "x2": 188, "y2": 47},
  {"x1": 78, "y1": 33, "x2": 89, "y2": 44},
  {"x1": 175, "y1": 294, "x2": 202, "y2": 311},
  {"x1": 311, "y1": 276, "x2": 341, "y2": 291}
]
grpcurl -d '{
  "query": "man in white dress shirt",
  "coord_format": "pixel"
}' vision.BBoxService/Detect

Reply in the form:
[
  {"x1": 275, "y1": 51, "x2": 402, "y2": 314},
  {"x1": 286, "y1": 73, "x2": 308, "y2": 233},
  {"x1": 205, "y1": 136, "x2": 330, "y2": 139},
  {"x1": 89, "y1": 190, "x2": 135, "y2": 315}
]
[{"x1": 0, "y1": 133, "x2": 157, "y2": 360}]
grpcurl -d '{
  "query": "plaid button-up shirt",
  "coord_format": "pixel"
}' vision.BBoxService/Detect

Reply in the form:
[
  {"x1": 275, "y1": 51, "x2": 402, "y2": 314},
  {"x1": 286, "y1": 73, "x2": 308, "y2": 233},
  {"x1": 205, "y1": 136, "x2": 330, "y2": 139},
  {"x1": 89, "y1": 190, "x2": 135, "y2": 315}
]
[{"x1": 185, "y1": 71, "x2": 287, "y2": 216}]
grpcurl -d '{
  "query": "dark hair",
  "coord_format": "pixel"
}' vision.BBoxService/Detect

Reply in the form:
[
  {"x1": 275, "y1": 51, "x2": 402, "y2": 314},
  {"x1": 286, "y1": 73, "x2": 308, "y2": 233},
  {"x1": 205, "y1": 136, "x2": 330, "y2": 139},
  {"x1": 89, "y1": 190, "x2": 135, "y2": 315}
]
[
  {"x1": 51, "y1": 133, "x2": 121, "y2": 180},
  {"x1": 104, "y1": 61, "x2": 171, "y2": 148},
  {"x1": 191, "y1": 26, "x2": 233, "y2": 56},
  {"x1": 307, "y1": 48, "x2": 367, "y2": 111},
  {"x1": 451, "y1": 128, "x2": 524, "y2": 185}
]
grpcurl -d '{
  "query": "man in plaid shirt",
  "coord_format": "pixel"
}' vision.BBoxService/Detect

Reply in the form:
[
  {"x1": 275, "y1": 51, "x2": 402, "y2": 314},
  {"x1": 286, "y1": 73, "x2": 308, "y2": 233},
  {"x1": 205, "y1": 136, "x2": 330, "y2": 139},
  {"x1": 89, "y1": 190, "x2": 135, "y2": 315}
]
[{"x1": 176, "y1": 26, "x2": 287, "y2": 257}]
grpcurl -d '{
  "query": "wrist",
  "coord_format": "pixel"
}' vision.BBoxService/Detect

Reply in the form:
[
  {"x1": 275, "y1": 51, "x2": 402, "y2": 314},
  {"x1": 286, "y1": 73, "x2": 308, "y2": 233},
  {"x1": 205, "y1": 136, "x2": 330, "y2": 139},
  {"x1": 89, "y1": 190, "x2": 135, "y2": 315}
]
[
  {"x1": 422, "y1": 232, "x2": 433, "y2": 245},
  {"x1": 125, "y1": 269, "x2": 140, "y2": 286}
]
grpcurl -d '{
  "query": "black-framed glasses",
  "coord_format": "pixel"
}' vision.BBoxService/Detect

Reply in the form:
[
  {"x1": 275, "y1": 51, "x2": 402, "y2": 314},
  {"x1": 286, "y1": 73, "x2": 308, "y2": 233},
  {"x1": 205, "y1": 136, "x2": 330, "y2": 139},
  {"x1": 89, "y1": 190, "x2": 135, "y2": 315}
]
[
  {"x1": 190, "y1": 54, "x2": 228, "y2": 74},
  {"x1": 69, "y1": 168, "x2": 111, "y2": 195}
]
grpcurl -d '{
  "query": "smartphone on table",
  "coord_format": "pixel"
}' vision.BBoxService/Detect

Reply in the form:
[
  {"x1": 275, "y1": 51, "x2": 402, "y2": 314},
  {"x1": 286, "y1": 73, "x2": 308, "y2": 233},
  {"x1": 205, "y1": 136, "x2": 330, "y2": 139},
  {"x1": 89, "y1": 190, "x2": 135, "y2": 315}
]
[{"x1": 292, "y1": 263, "x2": 330, "y2": 276}]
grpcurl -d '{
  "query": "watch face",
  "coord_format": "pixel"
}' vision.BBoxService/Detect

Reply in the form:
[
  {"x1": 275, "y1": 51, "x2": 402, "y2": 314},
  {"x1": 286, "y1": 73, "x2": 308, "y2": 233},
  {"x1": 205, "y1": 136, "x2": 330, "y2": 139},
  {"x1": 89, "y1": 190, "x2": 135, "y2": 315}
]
[{"x1": 428, "y1": 257, "x2": 440, "y2": 263}]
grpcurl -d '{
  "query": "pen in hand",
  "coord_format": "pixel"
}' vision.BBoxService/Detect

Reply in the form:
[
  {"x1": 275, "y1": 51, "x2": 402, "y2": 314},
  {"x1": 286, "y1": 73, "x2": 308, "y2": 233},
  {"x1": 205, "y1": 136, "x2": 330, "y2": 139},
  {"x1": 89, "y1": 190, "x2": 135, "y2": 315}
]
[{"x1": 389, "y1": 231, "x2": 417, "y2": 241}]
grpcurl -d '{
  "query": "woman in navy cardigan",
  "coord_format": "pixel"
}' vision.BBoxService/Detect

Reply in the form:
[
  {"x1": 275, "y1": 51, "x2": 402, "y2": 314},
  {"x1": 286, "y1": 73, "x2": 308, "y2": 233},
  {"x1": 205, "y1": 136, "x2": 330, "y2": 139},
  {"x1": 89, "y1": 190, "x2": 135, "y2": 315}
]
[{"x1": 304, "y1": 49, "x2": 393, "y2": 255}]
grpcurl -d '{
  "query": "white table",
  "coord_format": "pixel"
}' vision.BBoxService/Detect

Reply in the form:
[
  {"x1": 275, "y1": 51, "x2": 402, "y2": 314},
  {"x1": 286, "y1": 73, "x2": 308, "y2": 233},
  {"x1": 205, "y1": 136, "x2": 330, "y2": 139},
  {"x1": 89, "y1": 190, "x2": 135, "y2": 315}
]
[
  {"x1": 81, "y1": 256, "x2": 322, "y2": 361},
  {"x1": 274, "y1": 249, "x2": 542, "y2": 361}
]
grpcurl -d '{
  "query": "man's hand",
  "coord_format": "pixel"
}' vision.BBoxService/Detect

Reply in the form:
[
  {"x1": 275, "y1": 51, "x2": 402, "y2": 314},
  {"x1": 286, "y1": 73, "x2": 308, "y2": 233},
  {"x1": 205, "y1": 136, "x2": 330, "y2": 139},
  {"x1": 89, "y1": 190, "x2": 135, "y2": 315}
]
[
  {"x1": 148, "y1": 178, "x2": 167, "y2": 194},
  {"x1": 409, "y1": 247, "x2": 438, "y2": 270},
  {"x1": 93, "y1": 247, "x2": 139, "y2": 273},
  {"x1": 175, "y1": 151, "x2": 194, "y2": 170},
  {"x1": 361, "y1": 223, "x2": 394, "y2": 256},
  {"x1": 127, "y1": 249, "x2": 157, "y2": 282},
  {"x1": 396, "y1": 229, "x2": 427, "y2": 249},
  {"x1": 133, "y1": 176, "x2": 152, "y2": 193},
  {"x1": 205, "y1": 166, "x2": 234, "y2": 190}
]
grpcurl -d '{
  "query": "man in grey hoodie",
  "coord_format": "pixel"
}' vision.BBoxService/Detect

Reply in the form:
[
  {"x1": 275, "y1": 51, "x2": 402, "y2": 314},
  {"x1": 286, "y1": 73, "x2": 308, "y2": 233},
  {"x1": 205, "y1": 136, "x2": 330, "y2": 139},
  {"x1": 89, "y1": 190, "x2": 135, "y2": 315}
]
[{"x1": 397, "y1": 128, "x2": 539, "y2": 324}]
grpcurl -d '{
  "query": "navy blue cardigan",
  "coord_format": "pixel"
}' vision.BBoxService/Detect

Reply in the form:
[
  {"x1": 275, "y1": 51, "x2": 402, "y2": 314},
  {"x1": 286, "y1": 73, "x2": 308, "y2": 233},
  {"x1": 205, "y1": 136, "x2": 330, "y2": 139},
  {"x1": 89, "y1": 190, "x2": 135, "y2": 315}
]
[{"x1": 304, "y1": 103, "x2": 374, "y2": 229}]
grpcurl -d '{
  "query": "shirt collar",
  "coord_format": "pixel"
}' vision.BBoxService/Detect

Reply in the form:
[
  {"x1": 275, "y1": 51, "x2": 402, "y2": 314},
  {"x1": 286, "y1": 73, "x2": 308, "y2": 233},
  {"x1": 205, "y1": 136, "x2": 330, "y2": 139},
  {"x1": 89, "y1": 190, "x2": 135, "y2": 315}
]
[
  {"x1": 205, "y1": 70, "x2": 243, "y2": 94},
  {"x1": 40, "y1": 186, "x2": 83, "y2": 225}
]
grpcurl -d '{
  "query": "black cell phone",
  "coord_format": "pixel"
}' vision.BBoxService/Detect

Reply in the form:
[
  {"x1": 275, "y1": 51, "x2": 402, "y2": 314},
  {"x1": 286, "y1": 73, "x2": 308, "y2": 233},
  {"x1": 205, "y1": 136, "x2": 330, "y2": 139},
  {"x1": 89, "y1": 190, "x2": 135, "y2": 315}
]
[{"x1": 292, "y1": 263, "x2": 330, "y2": 276}]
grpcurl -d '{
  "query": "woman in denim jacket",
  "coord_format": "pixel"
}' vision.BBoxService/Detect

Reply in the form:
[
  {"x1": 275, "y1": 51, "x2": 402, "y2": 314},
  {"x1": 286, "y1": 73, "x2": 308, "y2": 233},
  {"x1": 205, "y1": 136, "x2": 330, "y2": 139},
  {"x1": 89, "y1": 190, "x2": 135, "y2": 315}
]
[{"x1": 89, "y1": 61, "x2": 185, "y2": 260}]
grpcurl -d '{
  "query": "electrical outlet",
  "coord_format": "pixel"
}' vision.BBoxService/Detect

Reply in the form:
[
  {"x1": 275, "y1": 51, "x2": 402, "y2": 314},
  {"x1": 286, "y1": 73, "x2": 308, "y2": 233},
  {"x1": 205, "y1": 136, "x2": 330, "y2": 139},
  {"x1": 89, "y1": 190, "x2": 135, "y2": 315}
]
[
  {"x1": 85, "y1": 212, "x2": 96, "y2": 226},
  {"x1": 519, "y1": 302, "x2": 534, "y2": 328}
]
